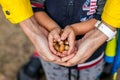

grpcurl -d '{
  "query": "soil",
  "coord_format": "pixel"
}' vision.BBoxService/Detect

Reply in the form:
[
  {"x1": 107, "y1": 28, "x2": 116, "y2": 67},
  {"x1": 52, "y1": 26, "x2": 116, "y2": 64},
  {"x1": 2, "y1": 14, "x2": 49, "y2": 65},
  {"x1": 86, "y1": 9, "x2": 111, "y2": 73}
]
[{"x1": 0, "y1": 7, "x2": 34, "y2": 80}]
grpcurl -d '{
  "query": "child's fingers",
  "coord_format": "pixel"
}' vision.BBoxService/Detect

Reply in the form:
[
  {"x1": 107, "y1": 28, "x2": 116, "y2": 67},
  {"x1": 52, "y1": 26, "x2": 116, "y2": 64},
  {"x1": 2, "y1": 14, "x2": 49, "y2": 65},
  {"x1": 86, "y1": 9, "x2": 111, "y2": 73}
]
[
  {"x1": 53, "y1": 28, "x2": 61, "y2": 42},
  {"x1": 61, "y1": 28, "x2": 70, "y2": 40},
  {"x1": 48, "y1": 34, "x2": 57, "y2": 54},
  {"x1": 61, "y1": 52, "x2": 76, "y2": 62},
  {"x1": 62, "y1": 51, "x2": 68, "y2": 56},
  {"x1": 56, "y1": 52, "x2": 66, "y2": 57},
  {"x1": 67, "y1": 33, "x2": 75, "y2": 55},
  {"x1": 67, "y1": 44, "x2": 74, "y2": 55},
  {"x1": 53, "y1": 33, "x2": 61, "y2": 42}
]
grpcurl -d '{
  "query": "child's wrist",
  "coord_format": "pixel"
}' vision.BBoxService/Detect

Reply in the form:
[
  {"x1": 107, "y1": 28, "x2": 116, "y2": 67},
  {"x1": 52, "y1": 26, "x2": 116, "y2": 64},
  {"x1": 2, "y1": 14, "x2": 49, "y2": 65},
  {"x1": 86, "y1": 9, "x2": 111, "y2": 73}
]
[
  {"x1": 49, "y1": 26, "x2": 61, "y2": 32},
  {"x1": 70, "y1": 25, "x2": 79, "y2": 36}
]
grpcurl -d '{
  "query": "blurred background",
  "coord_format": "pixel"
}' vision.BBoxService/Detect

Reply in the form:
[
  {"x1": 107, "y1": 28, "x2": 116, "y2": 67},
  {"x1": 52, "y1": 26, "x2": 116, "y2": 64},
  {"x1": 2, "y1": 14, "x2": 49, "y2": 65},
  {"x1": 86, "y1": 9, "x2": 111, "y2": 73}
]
[{"x1": 0, "y1": 7, "x2": 35, "y2": 80}]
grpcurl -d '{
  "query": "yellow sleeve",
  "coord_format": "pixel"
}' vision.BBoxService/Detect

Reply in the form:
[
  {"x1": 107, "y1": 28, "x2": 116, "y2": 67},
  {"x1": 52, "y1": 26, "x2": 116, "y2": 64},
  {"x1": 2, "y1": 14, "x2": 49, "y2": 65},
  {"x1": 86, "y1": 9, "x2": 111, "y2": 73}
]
[
  {"x1": 102, "y1": 0, "x2": 120, "y2": 28},
  {"x1": 0, "y1": 0, "x2": 33, "y2": 24}
]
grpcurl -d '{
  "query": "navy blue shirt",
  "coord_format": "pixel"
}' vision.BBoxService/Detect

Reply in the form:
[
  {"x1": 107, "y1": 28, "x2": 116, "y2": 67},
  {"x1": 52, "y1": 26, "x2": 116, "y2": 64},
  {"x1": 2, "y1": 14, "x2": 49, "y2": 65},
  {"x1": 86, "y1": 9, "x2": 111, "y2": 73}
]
[{"x1": 31, "y1": 0, "x2": 106, "y2": 65}]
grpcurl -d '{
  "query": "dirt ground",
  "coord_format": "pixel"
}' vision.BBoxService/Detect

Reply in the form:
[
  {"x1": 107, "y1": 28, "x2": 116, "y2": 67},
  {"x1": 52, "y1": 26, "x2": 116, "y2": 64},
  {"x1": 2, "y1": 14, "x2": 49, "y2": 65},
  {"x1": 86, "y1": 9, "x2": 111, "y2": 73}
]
[
  {"x1": 0, "y1": 7, "x2": 116, "y2": 80},
  {"x1": 0, "y1": 7, "x2": 35, "y2": 80}
]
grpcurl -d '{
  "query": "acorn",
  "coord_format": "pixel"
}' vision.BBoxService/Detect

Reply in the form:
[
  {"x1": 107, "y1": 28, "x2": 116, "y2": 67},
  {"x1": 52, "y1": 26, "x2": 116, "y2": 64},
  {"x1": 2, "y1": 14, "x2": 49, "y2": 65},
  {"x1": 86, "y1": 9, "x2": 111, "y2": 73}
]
[
  {"x1": 64, "y1": 45, "x2": 69, "y2": 51},
  {"x1": 59, "y1": 43, "x2": 65, "y2": 52},
  {"x1": 64, "y1": 40, "x2": 69, "y2": 45},
  {"x1": 54, "y1": 44, "x2": 59, "y2": 51},
  {"x1": 53, "y1": 30, "x2": 70, "y2": 52}
]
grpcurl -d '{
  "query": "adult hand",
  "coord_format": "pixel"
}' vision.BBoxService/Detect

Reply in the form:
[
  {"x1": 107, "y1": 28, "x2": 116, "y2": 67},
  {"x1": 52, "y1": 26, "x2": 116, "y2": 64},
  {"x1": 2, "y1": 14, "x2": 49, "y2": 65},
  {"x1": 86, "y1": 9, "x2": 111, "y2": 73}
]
[
  {"x1": 60, "y1": 25, "x2": 76, "y2": 57},
  {"x1": 60, "y1": 28, "x2": 107, "y2": 66},
  {"x1": 19, "y1": 17, "x2": 61, "y2": 62},
  {"x1": 48, "y1": 27, "x2": 62, "y2": 56}
]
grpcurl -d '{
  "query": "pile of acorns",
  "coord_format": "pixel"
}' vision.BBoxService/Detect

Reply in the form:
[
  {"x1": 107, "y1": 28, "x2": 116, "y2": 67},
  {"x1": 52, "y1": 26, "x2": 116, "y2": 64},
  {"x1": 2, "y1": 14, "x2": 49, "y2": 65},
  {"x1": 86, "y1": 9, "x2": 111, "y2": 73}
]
[{"x1": 53, "y1": 30, "x2": 69, "y2": 53}]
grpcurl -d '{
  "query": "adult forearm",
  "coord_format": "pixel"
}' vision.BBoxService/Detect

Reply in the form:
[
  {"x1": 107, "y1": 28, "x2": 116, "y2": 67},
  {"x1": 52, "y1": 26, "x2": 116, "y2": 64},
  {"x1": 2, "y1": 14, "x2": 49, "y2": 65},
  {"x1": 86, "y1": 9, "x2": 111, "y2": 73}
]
[
  {"x1": 61, "y1": 20, "x2": 117, "y2": 66},
  {"x1": 61, "y1": 28, "x2": 107, "y2": 66},
  {"x1": 75, "y1": 23, "x2": 116, "y2": 64},
  {"x1": 19, "y1": 17, "x2": 47, "y2": 36},
  {"x1": 19, "y1": 16, "x2": 49, "y2": 55},
  {"x1": 19, "y1": 16, "x2": 61, "y2": 62}
]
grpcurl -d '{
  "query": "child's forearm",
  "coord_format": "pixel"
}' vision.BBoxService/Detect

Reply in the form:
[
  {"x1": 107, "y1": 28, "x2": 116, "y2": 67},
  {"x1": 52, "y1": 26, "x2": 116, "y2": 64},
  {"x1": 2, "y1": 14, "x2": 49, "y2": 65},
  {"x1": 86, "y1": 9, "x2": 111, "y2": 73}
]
[
  {"x1": 34, "y1": 11, "x2": 60, "y2": 32},
  {"x1": 70, "y1": 18, "x2": 97, "y2": 36}
]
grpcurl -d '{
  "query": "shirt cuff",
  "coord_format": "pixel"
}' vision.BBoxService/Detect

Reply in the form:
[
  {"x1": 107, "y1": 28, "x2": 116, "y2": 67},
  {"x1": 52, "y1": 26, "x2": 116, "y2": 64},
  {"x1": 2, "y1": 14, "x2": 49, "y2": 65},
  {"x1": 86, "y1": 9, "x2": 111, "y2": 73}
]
[{"x1": 1, "y1": 0, "x2": 33, "y2": 24}]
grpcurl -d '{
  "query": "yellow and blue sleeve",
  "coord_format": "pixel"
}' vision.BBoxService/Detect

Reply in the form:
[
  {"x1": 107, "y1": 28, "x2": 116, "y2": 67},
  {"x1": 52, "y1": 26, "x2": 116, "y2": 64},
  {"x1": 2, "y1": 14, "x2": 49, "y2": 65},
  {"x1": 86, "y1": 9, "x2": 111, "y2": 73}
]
[
  {"x1": 102, "y1": 0, "x2": 120, "y2": 28},
  {"x1": 104, "y1": 35, "x2": 117, "y2": 63},
  {"x1": 0, "y1": 0, "x2": 33, "y2": 24}
]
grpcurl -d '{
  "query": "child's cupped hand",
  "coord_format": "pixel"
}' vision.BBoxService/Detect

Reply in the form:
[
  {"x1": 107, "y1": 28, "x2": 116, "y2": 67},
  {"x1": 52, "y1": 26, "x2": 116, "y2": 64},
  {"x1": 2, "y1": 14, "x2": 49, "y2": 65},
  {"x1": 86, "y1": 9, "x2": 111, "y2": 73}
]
[{"x1": 48, "y1": 25, "x2": 77, "y2": 61}]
